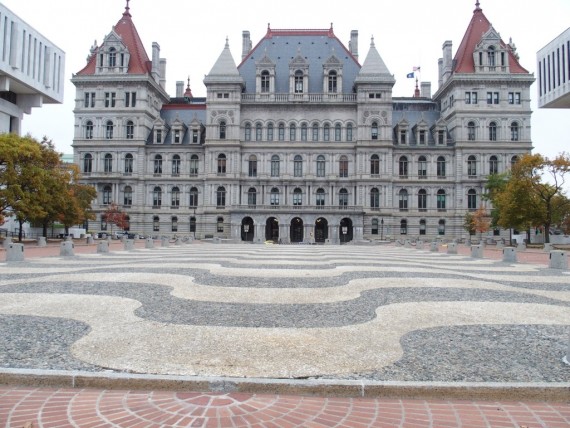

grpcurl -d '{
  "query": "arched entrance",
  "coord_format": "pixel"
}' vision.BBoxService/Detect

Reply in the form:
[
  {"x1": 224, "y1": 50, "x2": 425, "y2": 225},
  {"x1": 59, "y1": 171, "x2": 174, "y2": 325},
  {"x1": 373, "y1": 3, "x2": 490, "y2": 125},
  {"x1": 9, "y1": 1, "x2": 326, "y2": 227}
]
[
  {"x1": 314, "y1": 217, "x2": 328, "y2": 243},
  {"x1": 290, "y1": 217, "x2": 304, "y2": 243},
  {"x1": 241, "y1": 217, "x2": 254, "y2": 241},
  {"x1": 339, "y1": 218, "x2": 353, "y2": 243},
  {"x1": 265, "y1": 217, "x2": 279, "y2": 242}
]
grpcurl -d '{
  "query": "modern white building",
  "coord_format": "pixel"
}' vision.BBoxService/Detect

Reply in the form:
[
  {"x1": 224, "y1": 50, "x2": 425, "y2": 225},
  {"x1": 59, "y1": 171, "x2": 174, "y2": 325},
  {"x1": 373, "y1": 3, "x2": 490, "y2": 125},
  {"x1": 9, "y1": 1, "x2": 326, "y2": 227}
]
[
  {"x1": 537, "y1": 27, "x2": 570, "y2": 108},
  {"x1": 72, "y1": 1, "x2": 534, "y2": 243}
]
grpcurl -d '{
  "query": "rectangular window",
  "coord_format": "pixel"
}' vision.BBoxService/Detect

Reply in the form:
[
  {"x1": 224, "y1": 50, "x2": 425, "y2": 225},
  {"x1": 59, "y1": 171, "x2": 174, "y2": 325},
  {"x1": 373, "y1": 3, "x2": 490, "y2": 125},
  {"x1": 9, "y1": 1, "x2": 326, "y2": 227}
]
[
  {"x1": 400, "y1": 130, "x2": 406, "y2": 145},
  {"x1": 419, "y1": 130, "x2": 426, "y2": 145},
  {"x1": 438, "y1": 130, "x2": 445, "y2": 145},
  {"x1": 156, "y1": 129, "x2": 162, "y2": 144},
  {"x1": 84, "y1": 92, "x2": 95, "y2": 108},
  {"x1": 124, "y1": 91, "x2": 136, "y2": 107},
  {"x1": 465, "y1": 92, "x2": 471, "y2": 104},
  {"x1": 192, "y1": 130, "x2": 198, "y2": 143},
  {"x1": 493, "y1": 92, "x2": 499, "y2": 104},
  {"x1": 105, "y1": 92, "x2": 116, "y2": 107},
  {"x1": 486, "y1": 92, "x2": 492, "y2": 104},
  {"x1": 174, "y1": 130, "x2": 180, "y2": 143}
]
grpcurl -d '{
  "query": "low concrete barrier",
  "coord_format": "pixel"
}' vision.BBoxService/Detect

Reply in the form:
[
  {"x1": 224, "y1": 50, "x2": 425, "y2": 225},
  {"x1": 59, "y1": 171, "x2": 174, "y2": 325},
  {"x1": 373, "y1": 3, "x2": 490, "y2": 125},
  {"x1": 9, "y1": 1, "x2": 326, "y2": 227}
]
[
  {"x1": 97, "y1": 241, "x2": 109, "y2": 253},
  {"x1": 37, "y1": 237, "x2": 47, "y2": 247},
  {"x1": 447, "y1": 242, "x2": 457, "y2": 254},
  {"x1": 6, "y1": 243, "x2": 25, "y2": 262},
  {"x1": 549, "y1": 250, "x2": 568, "y2": 269},
  {"x1": 430, "y1": 242, "x2": 439, "y2": 252},
  {"x1": 145, "y1": 238, "x2": 154, "y2": 249},
  {"x1": 161, "y1": 237, "x2": 170, "y2": 247},
  {"x1": 471, "y1": 244, "x2": 484, "y2": 258},
  {"x1": 503, "y1": 247, "x2": 517, "y2": 263},
  {"x1": 124, "y1": 239, "x2": 135, "y2": 251},
  {"x1": 60, "y1": 241, "x2": 75, "y2": 257}
]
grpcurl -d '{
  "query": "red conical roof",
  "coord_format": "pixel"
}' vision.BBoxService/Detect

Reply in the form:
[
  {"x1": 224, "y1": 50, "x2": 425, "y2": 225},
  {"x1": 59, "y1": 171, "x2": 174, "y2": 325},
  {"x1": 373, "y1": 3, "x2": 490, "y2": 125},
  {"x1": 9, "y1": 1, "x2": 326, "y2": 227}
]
[
  {"x1": 453, "y1": 2, "x2": 528, "y2": 74},
  {"x1": 76, "y1": 3, "x2": 151, "y2": 75}
]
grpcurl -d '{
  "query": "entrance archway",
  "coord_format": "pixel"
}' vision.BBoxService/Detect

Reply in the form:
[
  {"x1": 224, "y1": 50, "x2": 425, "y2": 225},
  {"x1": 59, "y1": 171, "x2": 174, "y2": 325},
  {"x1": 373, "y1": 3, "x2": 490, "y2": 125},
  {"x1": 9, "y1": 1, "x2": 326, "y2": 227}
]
[
  {"x1": 290, "y1": 217, "x2": 304, "y2": 243},
  {"x1": 339, "y1": 217, "x2": 353, "y2": 243},
  {"x1": 265, "y1": 217, "x2": 279, "y2": 242},
  {"x1": 241, "y1": 217, "x2": 254, "y2": 241},
  {"x1": 314, "y1": 217, "x2": 328, "y2": 243}
]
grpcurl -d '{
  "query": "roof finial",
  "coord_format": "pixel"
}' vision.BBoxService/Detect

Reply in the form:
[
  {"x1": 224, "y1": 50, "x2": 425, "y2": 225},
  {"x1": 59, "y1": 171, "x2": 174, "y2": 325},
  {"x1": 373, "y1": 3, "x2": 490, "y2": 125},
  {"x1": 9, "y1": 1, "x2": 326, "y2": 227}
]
[
  {"x1": 225, "y1": 37, "x2": 229, "y2": 48},
  {"x1": 123, "y1": 0, "x2": 131, "y2": 17},
  {"x1": 475, "y1": 1, "x2": 481, "y2": 11},
  {"x1": 370, "y1": 35, "x2": 375, "y2": 48}
]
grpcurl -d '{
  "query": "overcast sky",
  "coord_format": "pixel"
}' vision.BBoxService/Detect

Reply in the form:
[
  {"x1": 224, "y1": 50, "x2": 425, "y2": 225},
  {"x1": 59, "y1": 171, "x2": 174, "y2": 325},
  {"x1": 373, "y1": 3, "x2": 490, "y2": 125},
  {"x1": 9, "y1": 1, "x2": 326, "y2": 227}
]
[{"x1": 4, "y1": 0, "x2": 570, "y2": 159}]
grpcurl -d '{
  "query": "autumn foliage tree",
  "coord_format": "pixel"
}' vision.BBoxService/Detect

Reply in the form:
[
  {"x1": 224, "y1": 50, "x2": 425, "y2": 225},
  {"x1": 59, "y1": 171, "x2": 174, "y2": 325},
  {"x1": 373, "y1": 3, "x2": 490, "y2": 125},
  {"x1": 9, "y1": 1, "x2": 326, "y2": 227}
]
[{"x1": 102, "y1": 203, "x2": 129, "y2": 233}]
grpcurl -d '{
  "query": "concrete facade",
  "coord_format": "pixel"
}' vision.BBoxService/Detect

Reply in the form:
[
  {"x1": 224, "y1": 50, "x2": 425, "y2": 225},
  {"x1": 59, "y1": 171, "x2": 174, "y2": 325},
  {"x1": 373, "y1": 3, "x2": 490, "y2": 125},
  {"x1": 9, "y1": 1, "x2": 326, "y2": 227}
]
[{"x1": 537, "y1": 27, "x2": 570, "y2": 108}]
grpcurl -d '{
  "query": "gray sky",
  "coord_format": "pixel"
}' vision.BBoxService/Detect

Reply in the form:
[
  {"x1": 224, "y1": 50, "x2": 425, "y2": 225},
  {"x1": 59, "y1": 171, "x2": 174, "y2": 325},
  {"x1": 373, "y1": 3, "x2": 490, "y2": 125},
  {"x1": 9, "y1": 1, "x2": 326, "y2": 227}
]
[{"x1": 4, "y1": 0, "x2": 570, "y2": 160}]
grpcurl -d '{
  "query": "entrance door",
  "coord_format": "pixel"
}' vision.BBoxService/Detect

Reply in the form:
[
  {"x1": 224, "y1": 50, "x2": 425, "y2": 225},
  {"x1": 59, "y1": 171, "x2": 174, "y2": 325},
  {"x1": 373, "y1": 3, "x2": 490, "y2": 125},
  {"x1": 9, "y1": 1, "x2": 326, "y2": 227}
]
[
  {"x1": 241, "y1": 217, "x2": 254, "y2": 241},
  {"x1": 265, "y1": 217, "x2": 279, "y2": 242},
  {"x1": 314, "y1": 217, "x2": 328, "y2": 243},
  {"x1": 290, "y1": 217, "x2": 304, "y2": 243},
  {"x1": 339, "y1": 218, "x2": 353, "y2": 243}
]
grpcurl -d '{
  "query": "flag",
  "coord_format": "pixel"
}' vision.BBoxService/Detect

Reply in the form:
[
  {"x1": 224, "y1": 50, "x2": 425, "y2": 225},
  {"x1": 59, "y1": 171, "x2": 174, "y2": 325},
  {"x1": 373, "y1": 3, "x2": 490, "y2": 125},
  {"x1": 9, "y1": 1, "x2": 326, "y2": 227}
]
[
  {"x1": 406, "y1": 72, "x2": 414, "y2": 78},
  {"x1": 413, "y1": 66, "x2": 421, "y2": 71}
]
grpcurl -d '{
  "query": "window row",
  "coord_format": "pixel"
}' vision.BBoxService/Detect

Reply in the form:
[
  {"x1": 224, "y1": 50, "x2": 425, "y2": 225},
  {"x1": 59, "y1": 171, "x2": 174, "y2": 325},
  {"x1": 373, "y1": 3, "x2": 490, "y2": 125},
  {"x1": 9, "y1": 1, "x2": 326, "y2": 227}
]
[
  {"x1": 258, "y1": 69, "x2": 342, "y2": 94},
  {"x1": 84, "y1": 120, "x2": 135, "y2": 140},
  {"x1": 464, "y1": 91, "x2": 521, "y2": 105},
  {"x1": 395, "y1": 155, "x2": 509, "y2": 178},
  {"x1": 243, "y1": 122, "x2": 354, "y2": 142},
  {"x1": 397, "y1": 219, "x2": 447, "y2": 235},
  {"x1": 83, "y1": 153, "x2": 200, "y2": 175},
  {"x1": 83, "y1": 91, "x2": 137, "y2": 108},
  {"x1": 466, "y1": 121, "x2": 522, "y2": 141},
  {"x1": 246, "y1": 154, "x2": 348, "y2": 178}
]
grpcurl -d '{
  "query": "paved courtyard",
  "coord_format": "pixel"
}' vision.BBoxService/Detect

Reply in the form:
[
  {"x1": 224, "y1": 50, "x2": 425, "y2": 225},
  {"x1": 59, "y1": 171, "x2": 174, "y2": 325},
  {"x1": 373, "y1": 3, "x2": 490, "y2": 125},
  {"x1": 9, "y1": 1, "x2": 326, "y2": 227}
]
[{"x1": 0, "y1": 241, "x2": 569, "y2": 427}]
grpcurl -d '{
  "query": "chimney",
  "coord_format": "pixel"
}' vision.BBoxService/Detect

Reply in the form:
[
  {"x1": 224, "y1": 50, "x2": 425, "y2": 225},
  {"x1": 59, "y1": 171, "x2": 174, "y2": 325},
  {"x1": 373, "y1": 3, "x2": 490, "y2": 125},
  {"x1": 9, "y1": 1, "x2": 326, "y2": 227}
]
[
  {"x1": 349, "y1": 30, "x2": 358, "y2": 60},
  {"x1": 442, "y1": 40, "x2": 453, "y2": 84},
  {"x1": 242, "y1": 31, "x2": 252, "y2": 60},
  {"x1": 159, "y1": 58, "x2": 167, "y2": 89},
  {"x1": 176, "y1": 81, "x2": 184, "y2": 97},
  {"x1": 152, "y1": 42, "x2": 160, "y2": 82},
  {"x1": 438, "y1": 58, "x2": 443, "y2": 87},
  {"x1": 421, "y1": 82, "x2": 431, "y2": 98}
]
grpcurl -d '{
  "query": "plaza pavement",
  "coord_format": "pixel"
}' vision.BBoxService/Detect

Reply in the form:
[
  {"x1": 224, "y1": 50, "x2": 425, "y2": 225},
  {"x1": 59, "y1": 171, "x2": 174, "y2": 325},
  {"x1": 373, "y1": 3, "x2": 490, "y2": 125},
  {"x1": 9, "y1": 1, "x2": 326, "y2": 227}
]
[{"x1": 0, "y1": 238, "x2": 569, "y2": 427}]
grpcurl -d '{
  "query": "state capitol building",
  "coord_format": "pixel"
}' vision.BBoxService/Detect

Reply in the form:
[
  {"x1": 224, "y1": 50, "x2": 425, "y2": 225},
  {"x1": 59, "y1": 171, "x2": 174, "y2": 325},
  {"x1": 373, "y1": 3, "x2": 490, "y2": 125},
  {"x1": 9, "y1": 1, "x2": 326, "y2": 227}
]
[{"x1": 72, "y1": 1, "x2": 534, "y2": 243}]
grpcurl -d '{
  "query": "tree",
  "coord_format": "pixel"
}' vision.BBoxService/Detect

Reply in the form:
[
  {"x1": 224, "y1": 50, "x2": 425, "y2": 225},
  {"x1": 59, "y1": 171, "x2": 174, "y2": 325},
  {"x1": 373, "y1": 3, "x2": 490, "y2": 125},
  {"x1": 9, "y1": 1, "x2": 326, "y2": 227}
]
[
  {"x1": 463, "y1": 212, "x2": 476, "y2": 237},
  {"x1": 102, "y1": 203, "x2": 129, "y2": 233},
  {"x1": 488, "y1": 153, "x2": 570, "y2": 244}
]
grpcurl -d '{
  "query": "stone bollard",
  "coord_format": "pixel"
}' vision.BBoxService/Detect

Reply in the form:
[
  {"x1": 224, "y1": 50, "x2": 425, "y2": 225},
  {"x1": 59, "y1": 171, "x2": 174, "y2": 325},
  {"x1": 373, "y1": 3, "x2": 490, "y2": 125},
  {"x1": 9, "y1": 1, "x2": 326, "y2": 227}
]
[
  {"x1": 416, "y1": 240, "x2": 424, "y2": 250},
  {"x1": 66, "y1": 235, "x2": 73, "y2": 242},
  {"x1": 543, "y1": 243, "x2": 553, "y2": 252},
  {"x1": 496, "y1": 241, "x2": 504, "y2": 249},
  {"x1": 549, "y1": 250, "x2": 568, "y2": 269},
  {"x1": 86, "y1": 236, "x2": 94, "y2": 245},
  {"x1": 97, "y1": 240, "x2": 109, "y2": 253},
  {"x1": 447, "y1": 242, "x2": 457, "y2": 254},
  {"x1": 37, "y1": 237, "x2": 47, "y2": 247},
  {"x1": 124, "y1": 239, "x2": 135, "y2": 251},
  {"x1": 3, "y1": 237, "x2": 12, "y2": 249},
  {"x1": 145, "y1": 237, "x2": 154, "y2": 249},
  {"x1": 60, "y1": 241, "x2": 75, "y2": 257},
  {"x1": 404, "y1": 240, "x2": 412, "y2": 248},
  {"x1": 471, "y1": 244, "x2": 484, "y2": 258},
  {"x1": 517, "y1": 242, "x2": 526, "y2": 252},
  {"x1": 503, "y1": 247, "x2": 517, "y2": 263},
  {"x1": 175, "y1": 237, "x2": 182, "y2": 246},
  {"x1": 430, "y1": 242, "x2": 439, "y2": 252},
  {"x1": 161, "y1": 237, "x2": 170, "y2": 247},
  {"x1": 6, "y1": 243, "x2": 25, "y2": 262}
]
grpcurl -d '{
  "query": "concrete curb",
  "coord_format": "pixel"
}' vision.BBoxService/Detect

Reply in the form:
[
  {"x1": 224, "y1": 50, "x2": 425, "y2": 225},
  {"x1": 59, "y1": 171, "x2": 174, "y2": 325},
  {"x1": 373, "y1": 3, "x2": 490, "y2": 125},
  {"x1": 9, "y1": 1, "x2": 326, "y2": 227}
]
[{"x1": 1, "y1": 369, "x2": 568, "y2": 401}]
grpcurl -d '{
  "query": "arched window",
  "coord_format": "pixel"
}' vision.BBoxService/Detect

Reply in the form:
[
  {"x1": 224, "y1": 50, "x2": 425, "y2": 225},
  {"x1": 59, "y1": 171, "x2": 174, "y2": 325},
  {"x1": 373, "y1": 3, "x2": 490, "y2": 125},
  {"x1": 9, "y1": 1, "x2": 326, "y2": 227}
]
[
  {"x1": 124, "y1": 153, "x2": 133, "y2": 174},
  {"x1": 437, "y1": 156, "x2": 446, "y2": 177},
  {"x1": 104, "y1": 153, "x2": 113, "y2": 173},
  {"x1": 339, "y1": 155, "x2": 348, "y2": 178},
  {"x1": 153, "y1": 216, "x2": 160, "y2": 232},
  {"x1": 419, "y1": 219, "x2": 426, "y2": 235},
  {"x1": 324, "y1": 123, "x2": 330, "y2": 141},
  {"x1": 123, "y1": 186, "x2": 132, "y2": 206},
  {"x1": 511, "y1": 155, "x2": 519, "y2": 168},
  {"x1": 339, "y1": 188, "x2": 349, "y2": 206},
  {"x1": 489, "y1": 121, "x2": 497, "y2": 141},
  {"x1": 217, "y1": 153, "x2": 226, "y2": 174},
  {"x1": 244, "y1": 123, "x2": 251, "y2": 141},
  {"x1": 510, "y1": 122, "x2": 519, "y2": 141},
  {"x1": 270, "y1": 187, "x2": 280, "y2": 205},
  {"x1": 189, "y1": 187, "x2": 198, "y2": 207},
  {"x1": 294, "y1": 70, "x2": 304, "y2": 93},
  {"x1": 83, "y1": 153, "x2": 93, "y2": 173},
  {"x1": 418, "y1": 155, "x2": 427, "y2": 178},
  {"x1": 289, "y1": 123, "x2": 296, "y2": 141},
  {"x1": 346, "y1": 123, "x2": 353, "y2": 141},
  {"x1": 190, "y1": 154, "x2": 199, "y2": 176},
  {"x1": 371, "y1": 122, "x2": 378, "y2": 140},
  {"x1": 294, "y1": 155, "x2": 303, "y2": 177},
  {"x1": 400, "y1": 219, "x2": 408, "y2": 235},
  {"x1": 256, "y1": 122, "x2": 262, "y2": 141},
  {"x1": 437, "y1": 189, "x2": 446, "y2": 210},
  {"x1": 335, "y1": 123, "x2": 342, "y2": 141},
  {"x1": 301, "y1": 123, "x2": 308, "y2": 141},
  {"x1": 171, "y1": 216, "x2": 178, "y2": 232},
  {"x1": 85, "y1": 121, "x2": 93, "y2": 139},
  {"x1": 271, "y1": 155, "x2": 280, "y2": 177},
  {"x1": 438, "y1": 219, "x2": 446, "y2": 235},
  {"x1": 418, "y1": 189, "x2": 427, "y2": 210},
  {"x1": 103, "y1": 185, "x2": 112, "y2": 205},
  {"x1": 248, "y1": 155, "x2": 257, "y2": 177},
  {"x1": 399, "y1": 189, "x2": 408, "y2": 210},
  {"x1": 489, "y1": 155, "x2": 498, "y2": 175},
  {"x1": 316, "y1": 155, "x2": 326, "y2": 177},
  {"x1": 154, "y1": 154, "x2": 162, "y2": 174},
  {"x1": 467, "y1": 189, "x2": 477, "y2": 210},
  {"x1": 153, "y1": 186, "x2": 162, "y2": 207},
  {"x1": 219, "y1": 121, "x2": 226, "y2": 139},
  {"x1": 467, "y1": 155, "x2": 477, "y2": 176},
  {"x1": 108, "y1": 47, "x2": 116, "y2": 67},
  {"x1": 370, "y1": 154, "x2": 380, "y2": 175},
  {"x1": 312, "y1": 123, "x2": 319, "y2": 141},
  {"x1": 370, "y1": 188, "x2": 379, "y2": 208},
  {"x1": 399, "y1": 156, "x2": 408, "y2": 177},
  {"x1": 467, "y1": 121, "x2": 476, "y2": 141},
  {"x1": 316, "y1": 188, "x2": 325, "y2": 206},
  {"x1": 171, "y1": 186, "x2": 180, "y2": 207},
  {"x1": 278, "y1": 122, "x2": 285, "y2": 141},
  {"x1": 247, "y1": 187, "x2": 257, "y2": 206},
  {"x1": 126, "y1": 120, "x2": 134, "y2": 139},
  {"x1": 261, "y1": 70, "x2": 270, "y2": 92},
  {"x1": 172, "y1": 154, "x2": 181, "y2": 175},
  {"x1": 293, "y1": 188, "x2": 303, "y2": 206},
  {"x1": 105, "y1": 120, "x2": 114, "y2": 139},
  {"x1": 328, "y1": 70, "x2": 337, "y2": 93},
  {"x1": 267, "y1": 123, "x2": 274, "y2": 141},
  {"x1": 216, "y1": 186, "x2": 226, "y2": 207}
]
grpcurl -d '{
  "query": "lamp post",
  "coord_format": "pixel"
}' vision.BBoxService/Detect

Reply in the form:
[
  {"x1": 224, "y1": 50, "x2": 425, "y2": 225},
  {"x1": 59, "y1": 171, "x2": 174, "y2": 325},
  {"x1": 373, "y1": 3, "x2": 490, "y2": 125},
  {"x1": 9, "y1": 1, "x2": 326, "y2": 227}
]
[{"x1": 381, "y1": 218, "x2": 384, "y2": 240}]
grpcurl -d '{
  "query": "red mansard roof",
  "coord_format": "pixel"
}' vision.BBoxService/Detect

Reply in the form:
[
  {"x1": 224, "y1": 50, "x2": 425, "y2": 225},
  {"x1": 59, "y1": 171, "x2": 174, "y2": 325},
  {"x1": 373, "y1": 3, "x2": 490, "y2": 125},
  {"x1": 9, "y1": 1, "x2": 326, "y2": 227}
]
[
  {"x1": 453, "y1": 3, "x2": 528, "y2": 74},
  {"x1": 76, "y1": 5, "x2": 151, "y2": 75}
]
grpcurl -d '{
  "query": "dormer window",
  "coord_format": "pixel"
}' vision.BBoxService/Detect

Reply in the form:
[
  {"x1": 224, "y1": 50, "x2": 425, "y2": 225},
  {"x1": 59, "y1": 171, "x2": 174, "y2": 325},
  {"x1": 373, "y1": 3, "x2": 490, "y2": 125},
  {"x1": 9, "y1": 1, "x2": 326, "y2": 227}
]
[
  {"x1": 328, "y1": 71, "x2": 337, "y2": 93},
  {"x1": 261, "y1": 71, "x2": 270, "y2": 93},
  {"x1": 174, "y1": 130, "x2": 181, "y2": 144},
  {"x1": 156, "y1": 129, "x2": 162, "y2": 144},
  {"x1": 294, "y1": 70, "x2": 304, "y2": 93},
  {"x1": 487, "y1": 46, "x2": 496, "y2": 68},
  {"x1": 109, "y1": 48, "x2": 117, "y2": 67}
]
